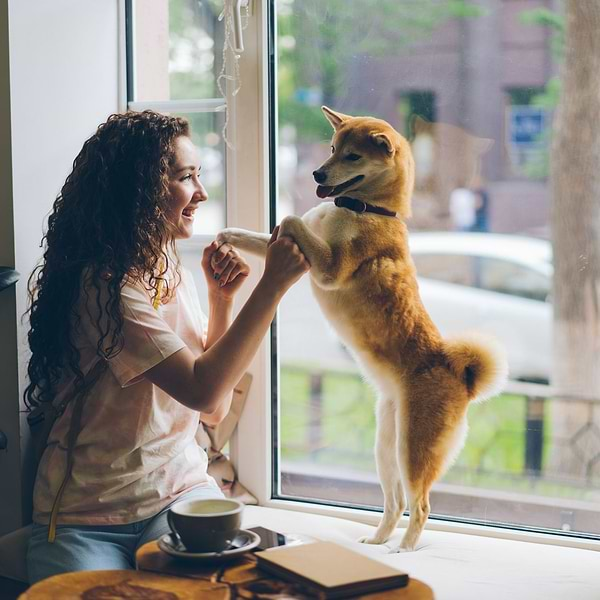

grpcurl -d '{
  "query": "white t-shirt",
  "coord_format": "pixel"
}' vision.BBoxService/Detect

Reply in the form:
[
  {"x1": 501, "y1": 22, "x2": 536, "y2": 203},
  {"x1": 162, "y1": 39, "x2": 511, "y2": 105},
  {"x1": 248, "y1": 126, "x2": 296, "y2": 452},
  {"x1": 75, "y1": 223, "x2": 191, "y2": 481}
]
[{"x1": 33, "y1": 267, "x2": 214, "y2": 525}]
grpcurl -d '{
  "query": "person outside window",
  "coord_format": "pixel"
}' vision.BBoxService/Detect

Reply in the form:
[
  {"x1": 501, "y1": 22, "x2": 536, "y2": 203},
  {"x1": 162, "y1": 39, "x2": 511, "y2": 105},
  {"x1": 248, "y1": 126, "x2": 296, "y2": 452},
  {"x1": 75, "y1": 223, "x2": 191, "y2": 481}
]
[{"x1": 449, "y1": 186, "x2": 477, "y2": 232}]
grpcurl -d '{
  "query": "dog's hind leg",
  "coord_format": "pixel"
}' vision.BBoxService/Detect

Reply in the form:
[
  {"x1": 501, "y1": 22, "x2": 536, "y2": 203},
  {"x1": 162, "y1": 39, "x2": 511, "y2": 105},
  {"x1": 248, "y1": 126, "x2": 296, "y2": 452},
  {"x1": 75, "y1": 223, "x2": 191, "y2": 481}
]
[
  {"x1": 390, "y1": 476, "x2": 432, "y2": 552},
  {"x1": 391, "y1": 479, "x2": 431, "y2": 552},
  {"x1": 359, "y1": 398, "x2": 406, "y2": 545},
  {"x1": 217, "y1": 228, "x2": 270, "y2": 257}
]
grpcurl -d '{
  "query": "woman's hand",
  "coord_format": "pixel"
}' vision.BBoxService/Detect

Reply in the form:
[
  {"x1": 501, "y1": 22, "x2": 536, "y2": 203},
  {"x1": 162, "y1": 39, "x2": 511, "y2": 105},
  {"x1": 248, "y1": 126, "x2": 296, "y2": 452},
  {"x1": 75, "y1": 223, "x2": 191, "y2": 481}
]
[
  {"x1": 202, "y1": 240, "x2": 250, "y2": 300},
  {"x1": 261, "y1": 225, "x2": 311, "y2": 294}
]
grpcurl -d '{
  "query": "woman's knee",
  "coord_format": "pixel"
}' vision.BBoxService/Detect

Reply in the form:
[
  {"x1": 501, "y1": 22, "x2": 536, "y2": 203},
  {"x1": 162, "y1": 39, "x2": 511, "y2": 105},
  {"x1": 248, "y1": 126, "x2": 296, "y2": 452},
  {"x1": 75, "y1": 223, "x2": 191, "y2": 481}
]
[{"x1": 27, "y1": 524, "x2": 134, "y2": 584}]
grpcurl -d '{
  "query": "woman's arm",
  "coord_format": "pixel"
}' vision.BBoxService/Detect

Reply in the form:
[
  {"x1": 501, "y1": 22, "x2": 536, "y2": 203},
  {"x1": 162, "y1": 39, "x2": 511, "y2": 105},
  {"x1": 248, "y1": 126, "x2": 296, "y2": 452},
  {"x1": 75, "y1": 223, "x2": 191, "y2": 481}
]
[
  {"x1": 200, "y1": 295, "x2": 233, "y2": 425},
  {"x1": 145, "y1": 231, "x2": 309, "y2": 416}
]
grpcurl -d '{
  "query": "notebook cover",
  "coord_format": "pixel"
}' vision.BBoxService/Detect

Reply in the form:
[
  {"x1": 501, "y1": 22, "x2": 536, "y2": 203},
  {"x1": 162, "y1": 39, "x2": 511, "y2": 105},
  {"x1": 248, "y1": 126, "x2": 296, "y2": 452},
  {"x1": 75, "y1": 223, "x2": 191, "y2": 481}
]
[{"x1": 255, "y1": 541, "x2": 408, "y2": 598}]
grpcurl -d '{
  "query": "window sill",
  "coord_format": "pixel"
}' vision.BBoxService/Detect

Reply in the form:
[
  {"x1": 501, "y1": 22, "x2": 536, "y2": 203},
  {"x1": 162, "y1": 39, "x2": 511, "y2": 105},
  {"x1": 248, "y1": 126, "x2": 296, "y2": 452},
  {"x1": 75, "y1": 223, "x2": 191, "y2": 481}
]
[
  {"x1": 260, "y1": 498, "x2": 600, "y2": 553},
  {"x1": 243, "y1": 504, "x2": 599, "y2": 600}
]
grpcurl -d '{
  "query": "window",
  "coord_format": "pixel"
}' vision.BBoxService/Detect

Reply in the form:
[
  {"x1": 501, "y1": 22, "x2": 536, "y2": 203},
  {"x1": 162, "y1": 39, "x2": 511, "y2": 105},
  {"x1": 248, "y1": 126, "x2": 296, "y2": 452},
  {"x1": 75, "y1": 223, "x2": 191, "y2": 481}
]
[
  {"x1": 505, "y1": 87, "x2": 549, "y2": 179},
  {"x1": 127, "y1": 0, "x2": 270, "y2": 500},
  {"x1": 273, "y1": 0, "x2": 600, "y2": 540},
  {"x1": 127, "y1": 0, "x2": 227, "y2": 235},
  {"x1": 478, "y1": 257, "x2": 550, "y2": 303},
  {"x1": 412, "y1": 253, "x2": 551, "y2": 303},
  {"x1": 129, "y1": 0, "x2": 600, "y2": 543},
  {"x1": 412, "y1": 254, "x2": 477, "y2": 287}
]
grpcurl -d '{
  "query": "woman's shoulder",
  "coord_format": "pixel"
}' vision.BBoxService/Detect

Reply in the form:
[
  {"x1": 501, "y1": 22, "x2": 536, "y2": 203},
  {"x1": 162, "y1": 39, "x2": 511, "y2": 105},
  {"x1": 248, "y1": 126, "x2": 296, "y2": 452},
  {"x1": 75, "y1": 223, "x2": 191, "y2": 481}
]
[{"x1": 78, "y1": 268, "x2": 155, "y2": 311}]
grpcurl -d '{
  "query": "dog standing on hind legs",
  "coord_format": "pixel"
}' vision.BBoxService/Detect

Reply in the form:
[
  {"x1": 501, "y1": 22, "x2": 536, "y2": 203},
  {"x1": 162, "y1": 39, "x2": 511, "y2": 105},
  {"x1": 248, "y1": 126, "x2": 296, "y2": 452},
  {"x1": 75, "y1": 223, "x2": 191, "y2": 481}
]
[{"x1": 217, "y1": 106, "x2": 508, "y2": 551}]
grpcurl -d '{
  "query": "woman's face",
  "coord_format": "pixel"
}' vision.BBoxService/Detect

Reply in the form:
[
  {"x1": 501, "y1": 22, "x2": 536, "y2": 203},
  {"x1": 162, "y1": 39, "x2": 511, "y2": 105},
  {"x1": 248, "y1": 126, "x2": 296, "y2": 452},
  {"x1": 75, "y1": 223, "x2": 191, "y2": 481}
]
[{"x1": 167, "y1": 136, "x2": 208, "y2": 239}]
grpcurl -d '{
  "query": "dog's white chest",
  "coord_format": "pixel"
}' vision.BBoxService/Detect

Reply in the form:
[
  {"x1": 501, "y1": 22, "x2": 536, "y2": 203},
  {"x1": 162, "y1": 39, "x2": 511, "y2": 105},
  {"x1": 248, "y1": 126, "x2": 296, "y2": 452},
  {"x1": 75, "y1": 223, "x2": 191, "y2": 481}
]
[{"x1": 302, "y1": 202, "x2": 359, "y2": 246}]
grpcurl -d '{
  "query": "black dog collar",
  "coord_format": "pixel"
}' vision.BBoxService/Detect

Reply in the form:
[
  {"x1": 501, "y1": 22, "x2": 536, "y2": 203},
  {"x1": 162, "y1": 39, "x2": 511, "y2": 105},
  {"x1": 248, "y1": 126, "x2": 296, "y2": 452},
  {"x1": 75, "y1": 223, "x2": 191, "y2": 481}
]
[{"x1": 334, "y1": 196, "x2": 397, "y2": 218}]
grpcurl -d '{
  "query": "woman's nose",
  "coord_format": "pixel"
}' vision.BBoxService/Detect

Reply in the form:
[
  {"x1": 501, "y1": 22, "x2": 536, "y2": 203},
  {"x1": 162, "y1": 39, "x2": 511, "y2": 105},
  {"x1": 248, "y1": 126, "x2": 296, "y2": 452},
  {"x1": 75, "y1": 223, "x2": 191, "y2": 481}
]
[{"x1": 196, "y1": 180, "x2": 208, "y2": 201}]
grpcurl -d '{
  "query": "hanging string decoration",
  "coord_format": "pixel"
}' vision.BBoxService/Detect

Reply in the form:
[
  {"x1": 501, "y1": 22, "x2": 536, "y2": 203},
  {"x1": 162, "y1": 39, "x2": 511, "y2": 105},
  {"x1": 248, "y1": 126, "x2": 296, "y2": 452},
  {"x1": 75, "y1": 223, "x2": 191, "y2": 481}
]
[{"x1": 217, "y1": 0, "x2": 250, "y2": 149}]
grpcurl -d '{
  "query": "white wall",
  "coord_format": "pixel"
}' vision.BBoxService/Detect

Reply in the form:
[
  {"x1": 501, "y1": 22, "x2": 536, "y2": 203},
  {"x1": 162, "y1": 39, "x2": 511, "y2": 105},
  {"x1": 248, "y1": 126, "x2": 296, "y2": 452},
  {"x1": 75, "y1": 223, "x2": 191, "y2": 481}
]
[{"x1": 1, "y1": 0, "x2": 121, "y2": 533}]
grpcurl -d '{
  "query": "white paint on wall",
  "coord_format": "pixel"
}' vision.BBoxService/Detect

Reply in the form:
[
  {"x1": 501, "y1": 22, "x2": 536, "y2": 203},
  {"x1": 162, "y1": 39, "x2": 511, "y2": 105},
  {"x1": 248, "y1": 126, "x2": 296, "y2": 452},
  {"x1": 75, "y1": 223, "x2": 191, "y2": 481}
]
[{"x1": 3, "y1": 0, "x2": 120, "y2": 531}]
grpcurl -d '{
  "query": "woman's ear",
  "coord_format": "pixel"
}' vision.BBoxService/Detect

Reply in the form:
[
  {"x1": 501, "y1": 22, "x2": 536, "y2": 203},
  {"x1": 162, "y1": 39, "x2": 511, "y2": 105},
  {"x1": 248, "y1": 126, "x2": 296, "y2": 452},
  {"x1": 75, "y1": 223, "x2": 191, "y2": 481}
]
[{"x1": 321, "y1": 106, "x2": 352, "y2": 131}]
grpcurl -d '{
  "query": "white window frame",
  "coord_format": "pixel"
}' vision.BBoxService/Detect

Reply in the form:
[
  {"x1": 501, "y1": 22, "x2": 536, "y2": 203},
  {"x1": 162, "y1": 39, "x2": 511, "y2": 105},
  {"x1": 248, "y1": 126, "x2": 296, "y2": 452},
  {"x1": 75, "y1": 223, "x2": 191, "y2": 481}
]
[
  {"x1": 124, "y1": 0, "x2": 273, "y2": 505},
  {"x1": 125, "y1": 0, "x2": 600, "y2": 553},
  {"x1": 221, "y1": 0, "x2": 274, "y2": 509}
]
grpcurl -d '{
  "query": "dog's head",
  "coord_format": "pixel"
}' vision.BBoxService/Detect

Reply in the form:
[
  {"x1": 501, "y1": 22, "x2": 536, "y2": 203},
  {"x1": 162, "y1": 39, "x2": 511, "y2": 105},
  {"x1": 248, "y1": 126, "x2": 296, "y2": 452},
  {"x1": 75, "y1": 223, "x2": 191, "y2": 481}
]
[{"x1": 313, "y1": 106, "x2": 415, "y2": 218}]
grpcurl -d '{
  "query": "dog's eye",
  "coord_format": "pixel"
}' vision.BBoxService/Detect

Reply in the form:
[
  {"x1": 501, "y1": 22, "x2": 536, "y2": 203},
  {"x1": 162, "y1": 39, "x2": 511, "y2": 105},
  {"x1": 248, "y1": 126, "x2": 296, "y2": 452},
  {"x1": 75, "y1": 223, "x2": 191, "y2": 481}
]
[
  {"x1": 331, "y1": 145, "x2": 335, "y2": 154},
  {"x1": 345, "y1": 153, "x2": 361, "y2": 161}
]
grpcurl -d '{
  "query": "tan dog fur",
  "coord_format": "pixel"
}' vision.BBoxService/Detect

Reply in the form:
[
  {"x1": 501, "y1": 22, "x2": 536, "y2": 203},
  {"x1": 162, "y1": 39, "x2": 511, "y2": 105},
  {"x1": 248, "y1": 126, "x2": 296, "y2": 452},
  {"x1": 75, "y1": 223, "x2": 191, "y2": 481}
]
[{"x1": 217, "y1": 107, "x2": 508, "y2": 551}]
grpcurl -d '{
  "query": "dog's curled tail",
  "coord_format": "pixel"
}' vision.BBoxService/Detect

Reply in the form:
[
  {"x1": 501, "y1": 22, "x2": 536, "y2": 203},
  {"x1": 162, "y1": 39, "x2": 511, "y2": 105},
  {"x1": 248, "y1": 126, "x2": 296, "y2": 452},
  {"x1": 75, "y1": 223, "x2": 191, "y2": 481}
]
[{"x1": 445, "y1": 333, "x2": 508, "y2": 402}]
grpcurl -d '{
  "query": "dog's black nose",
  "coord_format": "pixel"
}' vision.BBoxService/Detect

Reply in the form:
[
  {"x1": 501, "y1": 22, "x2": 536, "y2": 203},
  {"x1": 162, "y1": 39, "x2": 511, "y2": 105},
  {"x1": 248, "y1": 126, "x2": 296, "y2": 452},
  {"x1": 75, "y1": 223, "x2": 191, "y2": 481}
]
[{"x1": 313, "y1": 170, "x2": 327, "y2": 184}]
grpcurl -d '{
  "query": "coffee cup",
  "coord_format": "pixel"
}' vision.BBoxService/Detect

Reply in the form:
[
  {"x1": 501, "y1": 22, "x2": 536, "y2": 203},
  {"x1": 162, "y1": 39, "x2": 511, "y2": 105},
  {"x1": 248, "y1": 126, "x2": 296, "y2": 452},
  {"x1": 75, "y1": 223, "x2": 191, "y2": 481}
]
[{"x1": 167, "y1": 498, "x2": 244, "y2": 553}]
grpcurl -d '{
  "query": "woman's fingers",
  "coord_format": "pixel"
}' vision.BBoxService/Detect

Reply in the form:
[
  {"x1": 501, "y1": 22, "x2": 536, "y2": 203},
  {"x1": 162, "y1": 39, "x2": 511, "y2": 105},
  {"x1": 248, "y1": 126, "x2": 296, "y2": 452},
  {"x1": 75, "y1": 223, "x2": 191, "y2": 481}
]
[
  {"x1": 211, "y1": 244, "x2": 235, "y2": 275},
  {"x1": 220, "y1": 263, "x2": 248, "y2": 286},
  {"x1": 202, "y1": 241, "x2": 219, "y2": 268},
  {"x1": 210, "y1": 243, "x2": 232, "y2": 268},
  {"x1": 211, "y1": 246, "x2": 251, "y2": 286},
  {"x1": 218, "y1": 258, "x2": 238, "y2": 285}
]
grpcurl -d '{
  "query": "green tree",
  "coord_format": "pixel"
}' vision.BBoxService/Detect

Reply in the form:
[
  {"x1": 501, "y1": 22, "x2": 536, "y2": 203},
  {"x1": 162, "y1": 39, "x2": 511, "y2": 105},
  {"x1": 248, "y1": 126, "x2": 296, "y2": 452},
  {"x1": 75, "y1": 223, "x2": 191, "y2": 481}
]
[
  {"x1": 168, "y1": 0, "x2": 222, "y2": 99},
  {"x1": 277, "y1": 0, "x2": 482, "y2": 142}
]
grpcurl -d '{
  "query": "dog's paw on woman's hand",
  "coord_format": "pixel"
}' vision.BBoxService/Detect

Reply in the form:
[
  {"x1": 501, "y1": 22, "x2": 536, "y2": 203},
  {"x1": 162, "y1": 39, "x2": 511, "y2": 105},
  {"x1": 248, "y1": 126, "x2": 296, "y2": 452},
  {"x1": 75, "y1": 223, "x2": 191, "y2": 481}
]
[{"x1": 216, "y1": 230, "x2": 231, "y2": 246}]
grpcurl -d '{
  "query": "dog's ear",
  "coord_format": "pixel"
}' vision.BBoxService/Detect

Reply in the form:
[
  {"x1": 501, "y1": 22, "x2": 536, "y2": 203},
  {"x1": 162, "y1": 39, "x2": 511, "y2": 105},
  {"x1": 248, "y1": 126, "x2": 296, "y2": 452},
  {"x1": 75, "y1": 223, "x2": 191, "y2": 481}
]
[
  {"x1": 370, "y1": 132, "x2": 395, "y2": 156},
  {"x1": 322, "y1": 106, "x2": 351, "y2": 131}
]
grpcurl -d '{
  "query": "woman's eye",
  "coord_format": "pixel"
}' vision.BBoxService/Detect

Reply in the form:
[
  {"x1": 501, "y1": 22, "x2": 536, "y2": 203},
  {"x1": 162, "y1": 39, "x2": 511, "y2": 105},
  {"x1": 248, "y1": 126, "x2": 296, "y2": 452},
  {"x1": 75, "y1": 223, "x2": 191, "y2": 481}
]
[
  {"x1": 346, "y1": 153, "x2": 361, "y2": 161},
  {"x1": 180, "y1": 168, "x2": 201, "y2": 182}
]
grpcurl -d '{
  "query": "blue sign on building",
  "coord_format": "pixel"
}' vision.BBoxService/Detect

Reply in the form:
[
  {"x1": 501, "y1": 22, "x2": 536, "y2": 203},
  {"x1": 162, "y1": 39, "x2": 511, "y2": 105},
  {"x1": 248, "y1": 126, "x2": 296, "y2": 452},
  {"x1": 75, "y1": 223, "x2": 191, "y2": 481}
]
[{"x1": 509, "y1": 106, "x2": 546, "y2": 147}]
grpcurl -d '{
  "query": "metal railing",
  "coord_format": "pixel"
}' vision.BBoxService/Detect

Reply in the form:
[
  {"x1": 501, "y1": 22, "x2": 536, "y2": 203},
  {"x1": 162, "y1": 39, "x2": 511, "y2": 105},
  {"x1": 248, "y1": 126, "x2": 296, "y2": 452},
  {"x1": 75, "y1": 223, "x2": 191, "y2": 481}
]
[{"x1": 280, "y1": 365, "x2": 600, "y2": 488}]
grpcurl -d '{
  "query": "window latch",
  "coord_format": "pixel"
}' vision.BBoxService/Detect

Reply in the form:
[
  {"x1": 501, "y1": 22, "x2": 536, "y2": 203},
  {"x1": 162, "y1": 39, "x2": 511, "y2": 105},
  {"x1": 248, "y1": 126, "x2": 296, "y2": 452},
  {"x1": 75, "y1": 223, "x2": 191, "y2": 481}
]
[{"x1": 233, "y1": 0, "x2": 249, "y2": 54}]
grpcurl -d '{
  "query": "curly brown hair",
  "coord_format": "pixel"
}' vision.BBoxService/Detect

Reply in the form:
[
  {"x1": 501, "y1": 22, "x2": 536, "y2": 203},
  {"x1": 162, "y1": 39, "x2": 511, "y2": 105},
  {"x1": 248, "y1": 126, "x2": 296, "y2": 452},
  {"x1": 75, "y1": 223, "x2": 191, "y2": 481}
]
[{"x1": 24, "y1": 110, "x2": 190, "y2": 408}]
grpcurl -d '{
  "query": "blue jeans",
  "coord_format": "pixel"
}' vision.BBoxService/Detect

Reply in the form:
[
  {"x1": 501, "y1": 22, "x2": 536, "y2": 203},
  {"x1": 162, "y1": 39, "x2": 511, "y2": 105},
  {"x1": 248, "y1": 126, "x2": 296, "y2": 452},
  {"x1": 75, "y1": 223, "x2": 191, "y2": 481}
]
[{"x1": 27, "y1": 482, "x2": 224, "y2": 584}]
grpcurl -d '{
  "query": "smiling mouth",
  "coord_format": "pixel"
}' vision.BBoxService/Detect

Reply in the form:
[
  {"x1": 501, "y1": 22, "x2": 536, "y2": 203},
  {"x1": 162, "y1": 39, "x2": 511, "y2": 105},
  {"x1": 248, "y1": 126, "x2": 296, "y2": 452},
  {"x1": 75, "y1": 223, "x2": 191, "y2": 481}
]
[
  {"x1": 316, "y1": 175, "x2": 364, "y2": 199},
  {"x1": 182, "y1": 207, "x2": 196, "y2": 219}
]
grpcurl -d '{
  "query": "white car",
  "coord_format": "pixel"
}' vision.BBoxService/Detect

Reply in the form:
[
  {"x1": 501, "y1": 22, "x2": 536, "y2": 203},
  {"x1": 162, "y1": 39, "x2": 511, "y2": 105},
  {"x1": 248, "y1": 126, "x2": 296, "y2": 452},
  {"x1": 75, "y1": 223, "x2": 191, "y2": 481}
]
[{"x1": 409, "y1": 232, "x2": 553, "y2": 383}]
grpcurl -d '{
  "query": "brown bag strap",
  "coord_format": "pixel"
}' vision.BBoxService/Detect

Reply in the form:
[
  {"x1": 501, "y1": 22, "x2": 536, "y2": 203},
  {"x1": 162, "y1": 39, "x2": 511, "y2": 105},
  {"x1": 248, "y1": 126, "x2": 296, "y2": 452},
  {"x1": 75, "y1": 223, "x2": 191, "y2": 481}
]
[{"x1": 47, "y1": 359, "x2": 107, "y2": 543}]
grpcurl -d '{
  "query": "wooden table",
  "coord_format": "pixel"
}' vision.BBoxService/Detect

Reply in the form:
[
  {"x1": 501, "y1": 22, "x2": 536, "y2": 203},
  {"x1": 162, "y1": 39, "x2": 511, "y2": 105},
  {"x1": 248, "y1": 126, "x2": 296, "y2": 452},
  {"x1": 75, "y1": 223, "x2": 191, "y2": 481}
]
[
  {"x1": 19, "y1": 541, "x2": 434, "y2": 599},
  {"x1": 135, "y1": 540, "x2": 434, "y2": 599}
]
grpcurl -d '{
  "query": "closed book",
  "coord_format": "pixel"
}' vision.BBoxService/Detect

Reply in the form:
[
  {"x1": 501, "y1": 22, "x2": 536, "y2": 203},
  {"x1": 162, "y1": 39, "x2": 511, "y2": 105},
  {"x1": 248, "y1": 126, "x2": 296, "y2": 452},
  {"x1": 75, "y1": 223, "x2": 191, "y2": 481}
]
[{"x1": 254, "y1": 541, "x2": 409, "y2": 599}]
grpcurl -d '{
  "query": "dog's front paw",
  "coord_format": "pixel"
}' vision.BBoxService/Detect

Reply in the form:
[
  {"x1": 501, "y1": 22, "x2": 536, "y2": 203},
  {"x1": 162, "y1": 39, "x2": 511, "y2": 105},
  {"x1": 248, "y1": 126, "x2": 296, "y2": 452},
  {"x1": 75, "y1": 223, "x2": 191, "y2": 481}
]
[
  {"x1": 216, "y1": 229, "x2": 233, "y2": 246},
  {"x1": 358, "y1": 535, "x2": 388, "y2": 545}
]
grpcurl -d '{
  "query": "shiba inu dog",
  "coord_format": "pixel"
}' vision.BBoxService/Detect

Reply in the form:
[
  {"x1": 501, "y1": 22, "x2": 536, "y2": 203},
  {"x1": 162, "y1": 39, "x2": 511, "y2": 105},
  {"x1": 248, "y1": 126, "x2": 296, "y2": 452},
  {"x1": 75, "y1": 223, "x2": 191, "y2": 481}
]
[{"x1": 217, "y1": 106, "x2": 508, "y2": 551}]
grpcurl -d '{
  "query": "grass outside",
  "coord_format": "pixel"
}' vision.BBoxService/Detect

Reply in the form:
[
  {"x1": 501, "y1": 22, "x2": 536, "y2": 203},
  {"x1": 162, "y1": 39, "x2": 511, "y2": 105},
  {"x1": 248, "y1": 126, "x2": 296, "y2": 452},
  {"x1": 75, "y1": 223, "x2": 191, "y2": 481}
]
[{"x1": 279, "y1": 364, "x2": 599, "y2": 501}]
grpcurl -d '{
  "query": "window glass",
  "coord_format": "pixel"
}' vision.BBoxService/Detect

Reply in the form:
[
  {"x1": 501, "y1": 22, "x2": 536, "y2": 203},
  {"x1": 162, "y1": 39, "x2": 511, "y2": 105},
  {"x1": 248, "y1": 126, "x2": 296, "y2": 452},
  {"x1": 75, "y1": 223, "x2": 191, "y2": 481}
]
[
  {"x1": 274, "y1": 0, "x2": 600, "y2": 538},
  {"x1": 131, "y1": 0, "x2": 222, "y2": 101},
  {"x1": 174, "y1": 111, "x2": 226, "y2": 235},
  {"x1": 128, "y1": 0, "x2": 226, "y2": 234},
  {"x1": 505, "y1": 87, "x2": 548, "y2": 179},
  {"x1": 412, "y1": 254, "x2": 476, "y2": 287},
  {"x1": 478, "y1": 257, "x2": 550, "y2": 302}
]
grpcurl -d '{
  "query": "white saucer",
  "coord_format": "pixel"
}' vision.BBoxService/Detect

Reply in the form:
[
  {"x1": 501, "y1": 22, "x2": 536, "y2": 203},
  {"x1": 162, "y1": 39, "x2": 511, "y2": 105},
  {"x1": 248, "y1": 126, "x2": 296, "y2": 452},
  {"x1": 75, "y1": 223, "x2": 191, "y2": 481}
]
[{"x1": 157, "y1": 529, "x2": 260, "y2": 562}]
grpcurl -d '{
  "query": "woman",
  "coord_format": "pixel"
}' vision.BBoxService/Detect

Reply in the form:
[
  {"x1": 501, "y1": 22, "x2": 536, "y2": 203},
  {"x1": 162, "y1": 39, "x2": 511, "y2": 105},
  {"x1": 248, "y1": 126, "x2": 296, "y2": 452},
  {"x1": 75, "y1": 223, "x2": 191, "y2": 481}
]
[{"x1": 25, "y1": 110, "x2": 309, "y2": 583}]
